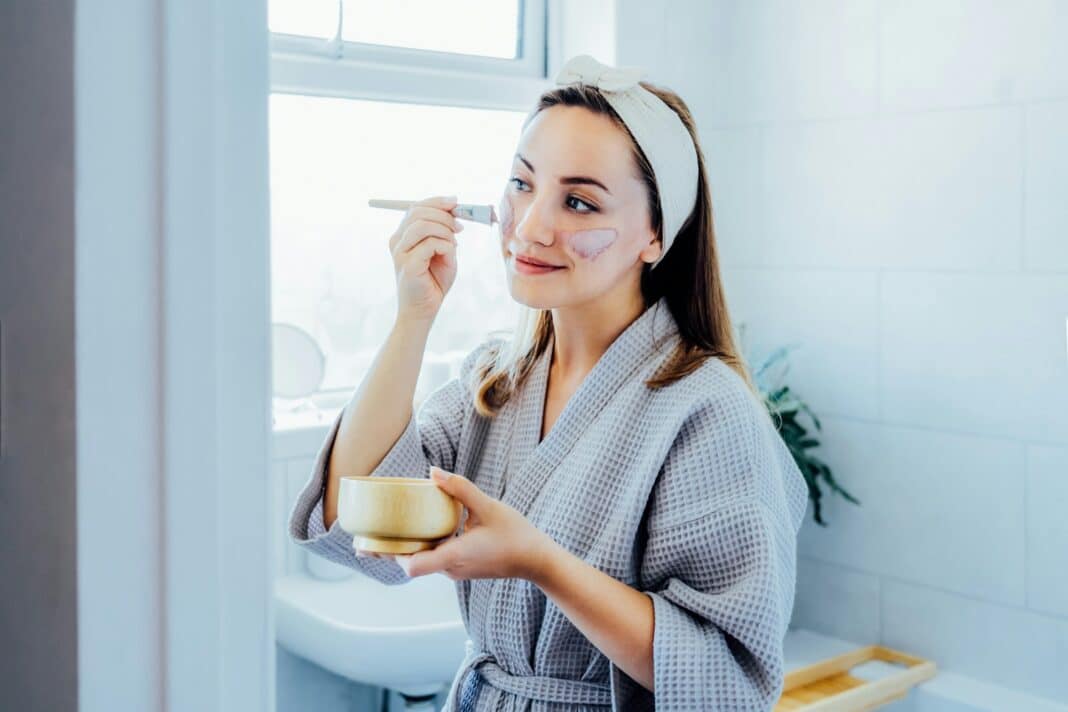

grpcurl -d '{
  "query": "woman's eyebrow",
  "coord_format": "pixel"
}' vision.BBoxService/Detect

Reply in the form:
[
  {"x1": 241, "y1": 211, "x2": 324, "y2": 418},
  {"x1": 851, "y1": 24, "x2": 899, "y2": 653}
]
[{"x1": 514, "y1": 153, "x2": 612, "y2": 195}]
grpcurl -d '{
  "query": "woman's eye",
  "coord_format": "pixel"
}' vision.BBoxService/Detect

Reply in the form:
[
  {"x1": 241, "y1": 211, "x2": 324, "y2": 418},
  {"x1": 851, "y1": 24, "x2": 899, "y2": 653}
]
[
  {"x1": 508, "y1": 177, "x2": 596, "y2": 214},
  {"x1": 566, "y1": 195, "x2": 597, "y2": 214}
]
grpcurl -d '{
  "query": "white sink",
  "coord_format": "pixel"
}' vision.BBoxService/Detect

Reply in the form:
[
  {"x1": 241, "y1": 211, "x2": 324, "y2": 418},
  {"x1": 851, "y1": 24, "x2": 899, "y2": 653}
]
[{"x1": 275, "y1": 570, "x2": 467, "y2": 696}]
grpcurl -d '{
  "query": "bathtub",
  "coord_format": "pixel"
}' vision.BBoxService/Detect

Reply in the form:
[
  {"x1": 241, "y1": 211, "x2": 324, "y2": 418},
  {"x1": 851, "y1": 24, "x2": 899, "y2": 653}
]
[{"x1": 784, "y1": 629, "x2": 1068, "y2": 712}]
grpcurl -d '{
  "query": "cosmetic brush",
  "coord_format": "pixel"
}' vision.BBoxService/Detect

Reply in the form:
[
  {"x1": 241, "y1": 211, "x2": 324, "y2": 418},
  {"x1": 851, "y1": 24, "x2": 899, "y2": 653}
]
[{"x1": 368, "y1": 198, "x2": 498, "y2": 226}]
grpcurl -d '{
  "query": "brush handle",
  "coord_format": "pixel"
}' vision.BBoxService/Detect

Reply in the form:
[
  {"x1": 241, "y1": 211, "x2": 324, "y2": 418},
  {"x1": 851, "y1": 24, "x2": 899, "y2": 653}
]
[
  {"x1": 367, "y1": 199, "x2": 416, "y2": 210},
  {"x1": 367, "y1": 198, "x2": 497, "y2": 226}
]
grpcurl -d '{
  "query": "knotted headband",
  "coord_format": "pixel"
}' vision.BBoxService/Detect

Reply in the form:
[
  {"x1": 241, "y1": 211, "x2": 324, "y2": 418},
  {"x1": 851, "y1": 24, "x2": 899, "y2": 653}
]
[{"x1": 554, "y1": 54, "x2": 699, "y2": 269}]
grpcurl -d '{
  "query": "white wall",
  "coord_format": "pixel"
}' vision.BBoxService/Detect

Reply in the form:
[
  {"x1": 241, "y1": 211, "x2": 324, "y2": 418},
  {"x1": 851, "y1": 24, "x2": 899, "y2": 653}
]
[
  {"x1": 76, "y1": 0, "x2": 162, "y2": 707},
  {"x1": 617, "y1": 0, "x2": 1067, "y2": 702},
  {"x1": 75, "y1": 0, "x2": 273, "y2": 708}
]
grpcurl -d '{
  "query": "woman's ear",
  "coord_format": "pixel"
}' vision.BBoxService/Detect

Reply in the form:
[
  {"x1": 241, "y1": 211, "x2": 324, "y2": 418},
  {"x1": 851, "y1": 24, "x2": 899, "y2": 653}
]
[{"x1": 638, "y1": 233, "x2": 662, "y2": 265}]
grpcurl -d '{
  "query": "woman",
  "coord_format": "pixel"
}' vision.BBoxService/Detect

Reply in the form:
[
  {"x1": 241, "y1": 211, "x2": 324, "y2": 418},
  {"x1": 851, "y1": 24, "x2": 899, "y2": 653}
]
[{"x1": 288, "y1": 54, "x2": 808, "y2": 711}]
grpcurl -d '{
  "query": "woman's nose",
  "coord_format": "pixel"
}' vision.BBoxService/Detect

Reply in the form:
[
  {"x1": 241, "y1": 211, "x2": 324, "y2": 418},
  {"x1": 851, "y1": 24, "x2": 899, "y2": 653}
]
[{"x1": 514, "y1": 196, "x2": 555, "y2": 246}]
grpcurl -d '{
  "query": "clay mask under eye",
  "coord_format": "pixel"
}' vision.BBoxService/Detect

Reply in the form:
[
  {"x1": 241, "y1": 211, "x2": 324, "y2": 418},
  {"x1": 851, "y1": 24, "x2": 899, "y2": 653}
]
[{"x1": 566, "y1": 228, "x2": 618, "y2": 260}]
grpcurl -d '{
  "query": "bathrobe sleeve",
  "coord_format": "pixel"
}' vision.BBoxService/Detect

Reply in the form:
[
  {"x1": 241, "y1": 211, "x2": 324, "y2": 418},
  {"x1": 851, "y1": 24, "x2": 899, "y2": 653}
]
[
  {"x1": 611, "y1": 375, "x2": 808, "y2": 711},
  {"x1": 286, "y1": 338, "x2": 503, "y2": 586}
]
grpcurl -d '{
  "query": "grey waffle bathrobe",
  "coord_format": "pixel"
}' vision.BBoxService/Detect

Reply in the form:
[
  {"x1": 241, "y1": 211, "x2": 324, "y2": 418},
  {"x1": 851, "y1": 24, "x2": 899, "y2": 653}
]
[{"x1": 288, "y1": 296, "x2": 809, "y2": 711}]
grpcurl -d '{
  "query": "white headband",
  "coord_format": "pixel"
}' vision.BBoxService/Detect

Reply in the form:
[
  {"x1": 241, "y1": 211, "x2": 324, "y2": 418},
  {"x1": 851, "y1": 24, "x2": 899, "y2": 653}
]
[{"x1": 553, "y1": 54, "x2": 699, "y2": 270}]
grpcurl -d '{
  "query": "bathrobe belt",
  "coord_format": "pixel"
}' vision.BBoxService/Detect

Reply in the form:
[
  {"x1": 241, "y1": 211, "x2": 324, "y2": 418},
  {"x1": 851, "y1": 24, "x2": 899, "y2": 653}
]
[{"x1": 452, "y1": 639, "x2": 613, "y2": 710}]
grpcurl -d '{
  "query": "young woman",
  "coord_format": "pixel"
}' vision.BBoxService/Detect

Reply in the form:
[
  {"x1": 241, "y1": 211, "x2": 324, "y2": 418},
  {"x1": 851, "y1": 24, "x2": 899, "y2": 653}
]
[{"x1": 289, "y1": 54, "x2": 808, "y2": 711}]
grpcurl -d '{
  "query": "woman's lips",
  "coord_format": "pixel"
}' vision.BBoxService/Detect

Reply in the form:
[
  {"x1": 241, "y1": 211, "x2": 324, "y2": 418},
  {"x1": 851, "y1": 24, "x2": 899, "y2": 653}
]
[{"x1": 514, "y1": 254, "x2": 564, "y2": 275}]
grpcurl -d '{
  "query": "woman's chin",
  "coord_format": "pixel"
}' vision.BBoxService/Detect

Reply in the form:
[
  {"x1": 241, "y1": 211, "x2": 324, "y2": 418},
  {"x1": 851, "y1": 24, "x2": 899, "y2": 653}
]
[{"x1": 506, "y1": 280, "x2": 562, "y2": 311}]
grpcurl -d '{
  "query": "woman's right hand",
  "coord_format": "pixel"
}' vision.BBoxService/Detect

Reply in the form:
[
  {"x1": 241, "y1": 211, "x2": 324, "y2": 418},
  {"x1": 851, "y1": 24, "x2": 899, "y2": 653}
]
[{"x1": 390, "y1": 195, "x2": 465, "y2": 325}]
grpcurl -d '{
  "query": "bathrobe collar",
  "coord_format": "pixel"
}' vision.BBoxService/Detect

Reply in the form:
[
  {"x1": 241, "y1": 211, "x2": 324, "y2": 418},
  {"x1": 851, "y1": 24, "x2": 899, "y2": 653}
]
[{"x1": 498, "y1": 295, "x2": 679, "y2": 516}]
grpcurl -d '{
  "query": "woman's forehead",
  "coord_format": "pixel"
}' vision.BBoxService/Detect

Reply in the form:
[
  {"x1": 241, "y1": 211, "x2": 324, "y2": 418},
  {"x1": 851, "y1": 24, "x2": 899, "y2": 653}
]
[{"x1": 515, "y1": 106, "x2": 636, "y2": 181}]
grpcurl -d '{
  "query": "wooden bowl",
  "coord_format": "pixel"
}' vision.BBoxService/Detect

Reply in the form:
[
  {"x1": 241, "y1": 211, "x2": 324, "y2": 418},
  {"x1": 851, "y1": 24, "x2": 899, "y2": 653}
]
[{"x1": 337, "y1": 476, "x2": 462, "y2": 554}]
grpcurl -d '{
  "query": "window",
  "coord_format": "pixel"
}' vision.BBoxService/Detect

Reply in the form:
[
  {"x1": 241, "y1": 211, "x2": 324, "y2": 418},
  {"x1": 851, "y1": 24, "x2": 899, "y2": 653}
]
[
  {"x1": 340, "y1": 1, "x2": 522, "y2": 59},
  {"x1": 270, "y1": 0, "x2": 525, "y2": 59},
  {"x1": 269, "y1": 0, "x2": 550, "y2": 429}
]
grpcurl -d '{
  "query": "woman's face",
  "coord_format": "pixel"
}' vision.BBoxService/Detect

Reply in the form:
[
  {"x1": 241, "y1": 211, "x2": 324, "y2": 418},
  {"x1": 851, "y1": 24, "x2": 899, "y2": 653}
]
[{"x1": 498, "y1": 105, "x2": 661, "y2": 310}]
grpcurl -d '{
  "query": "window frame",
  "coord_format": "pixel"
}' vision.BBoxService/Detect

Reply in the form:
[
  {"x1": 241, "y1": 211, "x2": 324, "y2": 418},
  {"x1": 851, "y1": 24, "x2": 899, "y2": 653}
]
[{"x1": 269, "y1": 0, "x2": 553, "y2": 109}]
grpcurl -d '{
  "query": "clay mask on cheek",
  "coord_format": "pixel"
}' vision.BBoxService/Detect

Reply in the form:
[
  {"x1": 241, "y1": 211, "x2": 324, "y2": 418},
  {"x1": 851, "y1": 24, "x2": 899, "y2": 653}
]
[
  {"x1": 566, "y1": 228, "x2": 618, "y2": 261},
  {"x1": 497, "y1": 196, "x2": 515, "y2": 237}
]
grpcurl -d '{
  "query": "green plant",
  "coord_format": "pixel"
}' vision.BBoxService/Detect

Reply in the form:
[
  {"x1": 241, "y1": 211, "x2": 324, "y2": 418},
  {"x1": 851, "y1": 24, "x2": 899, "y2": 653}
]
[{"x1": 748, "y1": 343, "x2": 860, "y2": 526}]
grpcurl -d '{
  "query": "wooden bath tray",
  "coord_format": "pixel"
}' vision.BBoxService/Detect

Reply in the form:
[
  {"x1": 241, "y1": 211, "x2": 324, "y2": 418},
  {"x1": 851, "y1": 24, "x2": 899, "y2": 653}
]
[{"x1": 775, "y1": 645, "x2": 937, "y2": 711}]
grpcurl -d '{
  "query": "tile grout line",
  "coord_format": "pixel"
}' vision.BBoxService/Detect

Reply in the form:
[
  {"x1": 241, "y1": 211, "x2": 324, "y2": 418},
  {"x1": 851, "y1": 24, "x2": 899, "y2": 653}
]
[
  {"x1": 816, "y1": 412, "x2": 1068, "y2": 450},
  {"x1": 1023, "y1": 445, "x2": 1031, "y2": 611},
  {"x1": 875, "y1": 270, "x2": 884, "y2": 423},
  {"x1": 722, "y1": 263, "x2": 1068, "y2": 276},
  {"x1": 874, "y1": 0, "x2": 883, "y2": 116},
  {"x1": 798, "y1": 553, "x2": 1068, "y2": 623},
  {"x1": 876, "y1": 571, "x2": 884, "y2": 645},
  {"x1": 1021, "y1": 103, "x2": 1029, "y2": 271},
  {"x1": 703, "y1": 96, "x2": 1068, "y2": 132}
]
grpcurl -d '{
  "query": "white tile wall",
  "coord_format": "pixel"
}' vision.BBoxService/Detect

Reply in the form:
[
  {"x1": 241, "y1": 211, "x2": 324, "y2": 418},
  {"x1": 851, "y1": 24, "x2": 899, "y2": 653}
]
[
  {"x1": 798, "y1": 418, "x2": 1028, "y2": 605},
  {"x1": 618, "y1": 0, "x2": 1068, "y2": 701},
  {"x1": 881, "y1": 580, "x2": 1068, "y2": 701},
  {"x1": 1026, "y1": 100, "x2": 1068, "y2": 272},
  {"x1": 723, "y1": 269, "x2": 880, "y2": 420},
  {"x1": 706, "y1": 0, "x2": 880, "y2": 125},
  {"x1": 880, "y1": 0, "x2": 1068, "y2": 109},
  {"x1": 791, "y1": 556, "x2": 882, "y2": 644},
  {"x1": 616, "y1": 1, "x2": 725, "y2": 128},
  {"x1": 705, "y1": 108, "x2": 1024, "y2": 271},
  {"x1": 881, "y1": 272, "x2": 1068, "y2": 443},
  {"x1": 1026, "y1": 445, "x2": 1068, "y2": 617}
]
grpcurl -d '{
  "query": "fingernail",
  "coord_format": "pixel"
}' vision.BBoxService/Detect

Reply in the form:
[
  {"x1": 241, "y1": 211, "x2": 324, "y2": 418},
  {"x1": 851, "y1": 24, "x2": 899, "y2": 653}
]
[{"x1": 430, "y1": 468, "x2": 448, "y2": 482}]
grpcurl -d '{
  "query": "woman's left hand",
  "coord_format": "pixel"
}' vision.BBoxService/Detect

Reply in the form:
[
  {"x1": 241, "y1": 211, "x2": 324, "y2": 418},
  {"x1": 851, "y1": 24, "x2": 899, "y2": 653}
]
[{"x1": 393, "y1": 467, "x2": 555, "y2": 582}]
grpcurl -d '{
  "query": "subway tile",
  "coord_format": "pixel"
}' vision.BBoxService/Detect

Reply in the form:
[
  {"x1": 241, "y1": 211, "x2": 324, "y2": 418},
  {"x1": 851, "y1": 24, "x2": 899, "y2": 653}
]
[
  {"x1": 1025, "y1": 100, "x2": 1068, "y2": 272},
  {"x1": 706, "y1": 107, "x2": 1022, "y2": 270},
  {"x1": 615, "y1": 1, "x2": 672, "y2": 72},
  {"x1": 880, "y1": 0, "x2": 1068, "y2": 109},
  {"x1": 799, "y1": 418, "x2": 1027, "y2": 605},
  {"x1": 723, "y1": 268, "x2": 879, "y2": 419},
  {"x1": 881, "y1": 579, "x2": 1068, "y2": 702},
  {"x1": 881, "y1": 272, "x2": 1068, "y2": 443},
  {"x1": 654, "y1": 0, "x2": 726, "y2": 130},
  {"x1": 702, "y1": 0, "x2": 879, "y2": 125},
  {"x1": 1026, "y1": 444, "x2": 1068, "y2": 617},
  {"x1": 791, "y1": 556, "x2": 881, "y2": 643}
]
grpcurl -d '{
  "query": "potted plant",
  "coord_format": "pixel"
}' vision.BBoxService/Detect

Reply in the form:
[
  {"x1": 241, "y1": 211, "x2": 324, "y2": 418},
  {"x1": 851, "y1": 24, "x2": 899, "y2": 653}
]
[{"x1": 740, "y1": 327, "x2": 860, "y2": 526}]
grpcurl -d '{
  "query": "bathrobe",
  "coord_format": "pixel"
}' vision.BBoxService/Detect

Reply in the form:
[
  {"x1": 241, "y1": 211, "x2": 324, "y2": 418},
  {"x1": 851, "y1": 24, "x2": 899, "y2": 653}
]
[{"x1": 288, "y1": 295, "x2": 809, "y2": 711}]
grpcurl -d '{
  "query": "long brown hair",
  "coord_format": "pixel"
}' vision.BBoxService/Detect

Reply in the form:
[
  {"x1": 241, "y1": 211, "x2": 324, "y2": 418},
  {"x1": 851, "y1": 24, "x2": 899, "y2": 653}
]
[{"x1": 471, "y1": 81, "x2": 756, "y2": 417}]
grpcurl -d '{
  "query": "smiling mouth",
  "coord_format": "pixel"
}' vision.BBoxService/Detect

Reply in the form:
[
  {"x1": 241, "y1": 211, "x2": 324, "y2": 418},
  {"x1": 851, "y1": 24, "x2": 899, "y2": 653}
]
[{"x1": 515, "y1": 254, "x2": 563, "y2": 269}]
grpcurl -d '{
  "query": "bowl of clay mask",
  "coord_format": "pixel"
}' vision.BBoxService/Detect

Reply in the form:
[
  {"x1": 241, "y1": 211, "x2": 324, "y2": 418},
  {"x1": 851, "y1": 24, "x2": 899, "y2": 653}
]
[{"x1": 337, "y1": 476, "x2": 463, "y2": 554}]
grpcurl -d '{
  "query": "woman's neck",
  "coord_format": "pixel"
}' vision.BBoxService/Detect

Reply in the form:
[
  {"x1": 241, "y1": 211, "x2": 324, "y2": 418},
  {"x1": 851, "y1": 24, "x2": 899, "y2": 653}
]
[{"x1": 548, "y1": 289, "x2": 647, "y2": 382}]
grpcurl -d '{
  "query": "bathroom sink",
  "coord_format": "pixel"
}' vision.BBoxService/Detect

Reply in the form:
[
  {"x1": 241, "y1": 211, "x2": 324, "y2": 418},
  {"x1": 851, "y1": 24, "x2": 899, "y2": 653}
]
[{"x1": 275, "y1": 570, "x2": 467, "y2": 695}]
